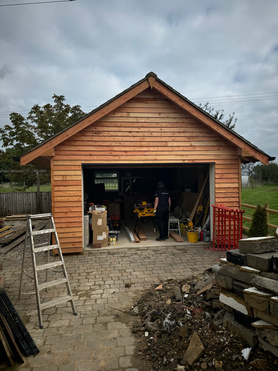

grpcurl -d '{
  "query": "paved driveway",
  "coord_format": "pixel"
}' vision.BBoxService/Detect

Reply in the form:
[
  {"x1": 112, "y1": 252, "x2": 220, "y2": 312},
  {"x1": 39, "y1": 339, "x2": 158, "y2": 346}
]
[{"x1": 1, "y1": 244, "x2": 226, "y2": 370}]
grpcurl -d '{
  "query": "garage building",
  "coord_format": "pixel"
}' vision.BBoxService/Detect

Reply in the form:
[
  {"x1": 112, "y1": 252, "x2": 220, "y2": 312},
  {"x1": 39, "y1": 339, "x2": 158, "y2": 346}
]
[{"x1": 20, "y1": 72, "x2": 273, "y2": 253}]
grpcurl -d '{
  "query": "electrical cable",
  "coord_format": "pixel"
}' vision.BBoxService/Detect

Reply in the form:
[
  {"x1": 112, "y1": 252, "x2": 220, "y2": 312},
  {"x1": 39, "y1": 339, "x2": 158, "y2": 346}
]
[{"x1": 0, "y1": 0, "x2": 75, "y2": 7}]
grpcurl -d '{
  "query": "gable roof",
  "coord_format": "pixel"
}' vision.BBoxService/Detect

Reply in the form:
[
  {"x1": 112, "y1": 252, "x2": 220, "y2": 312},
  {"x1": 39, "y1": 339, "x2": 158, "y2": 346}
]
[{"x1": 20, "y1": 72, "x2": 275, "y2": 166}]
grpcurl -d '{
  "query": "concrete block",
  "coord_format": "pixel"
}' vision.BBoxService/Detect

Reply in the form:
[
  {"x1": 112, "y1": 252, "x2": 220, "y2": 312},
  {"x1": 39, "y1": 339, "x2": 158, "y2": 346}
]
[
  {"x1": 232, "y1": 280, "x2": 250, "y2": 298},
  {"x1": 251, "y1": 275, "x2": 278, "y2": 295},
  {"x1": 217, "y1": 265, "x2": 257, "y2": 285},
  {"x1": 252, "y1": 308, "x2": 278, "y2": 327},
  {"x1": 223, "y1": 312, "x2": 258, "y2": 347},
  {"x1": 238, "y1": 236, "x2": 278, "y2": 254},
  {"x1": 226, "y1": 250, "x2": 247, "y2": 266},
  {"x1": 270, "y1": 296, "x2": 278, "y2": 317},
  {"x1": 247, "y1": 251, "x2": 278, "y2": 272},
  {"x1": 258, "y1": 337, "x2": 278, "y2": 357},
  {"x1": 219, "y1": 289, "x2": 252, "y2": 316},
  {"x1": 243, "y1": 287, "x2": 272, "y2": 312},
  {"x1": 215, "y1": 272, "x2": 233, "y2": 290},
  {"x1": 261, "y1": 271, "x2": 278, "y2": 280}
]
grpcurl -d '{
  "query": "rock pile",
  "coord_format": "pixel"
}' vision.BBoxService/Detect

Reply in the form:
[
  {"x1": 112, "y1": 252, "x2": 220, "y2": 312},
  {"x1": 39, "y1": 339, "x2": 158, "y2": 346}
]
[
  {"x1": 214, "y1": 236, "x2": 278, "y2": 358},
  {"x1": 131, "y1": 269, "x2": 277, "y2": 370}
]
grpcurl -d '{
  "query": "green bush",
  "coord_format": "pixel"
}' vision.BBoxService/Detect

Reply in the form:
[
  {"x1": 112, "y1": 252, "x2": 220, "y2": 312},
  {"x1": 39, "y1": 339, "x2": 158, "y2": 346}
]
[{"x1": 248, "y1": 205, "x2": 268, "y2": 237}]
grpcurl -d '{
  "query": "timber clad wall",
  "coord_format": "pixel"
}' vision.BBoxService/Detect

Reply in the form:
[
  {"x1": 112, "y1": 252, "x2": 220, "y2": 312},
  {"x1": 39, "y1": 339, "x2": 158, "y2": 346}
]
[{"x1": 51, "y1": 89, "x2": 240, "y2": 253}]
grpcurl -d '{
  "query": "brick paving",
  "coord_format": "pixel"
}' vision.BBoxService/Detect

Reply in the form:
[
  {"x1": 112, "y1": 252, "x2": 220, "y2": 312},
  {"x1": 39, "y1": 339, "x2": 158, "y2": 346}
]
[{"x1": 1, "y1": 243, "x2": 226, "y2": 370}]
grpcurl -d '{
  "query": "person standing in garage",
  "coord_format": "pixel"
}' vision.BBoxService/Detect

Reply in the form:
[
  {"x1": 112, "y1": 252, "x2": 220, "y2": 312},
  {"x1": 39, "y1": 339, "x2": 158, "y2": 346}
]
[{"x1": 154, "y1": 181, "x2": 171, "y2": 241}]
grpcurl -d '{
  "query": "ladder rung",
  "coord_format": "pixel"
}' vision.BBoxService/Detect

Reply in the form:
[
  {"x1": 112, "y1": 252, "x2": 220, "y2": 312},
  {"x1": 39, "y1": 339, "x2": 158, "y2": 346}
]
[
  {"x1": 36, "y1": 261, "x2": 63, "y2": 271},
  {"x1": 40, "y1": 295, "x2": 72, "y2": 310},
  {"x1": 28, "y1": 213, "x2": 52, "y2": 219},
  {"x1": 38, "y1": 278, "x2": 68, "y2": 291},
  {"x1": 32, "y1": 229, "x2": 55, "y2": 235},
  {"x1": 34, "y1": 244, "x2": 59, "y2": 253}
]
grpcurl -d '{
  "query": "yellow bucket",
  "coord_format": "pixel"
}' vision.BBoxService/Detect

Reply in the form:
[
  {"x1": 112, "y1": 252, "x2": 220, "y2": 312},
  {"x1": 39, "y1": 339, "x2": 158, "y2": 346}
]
[{"x1": 187, "y1": 231, "x2": 198, "y2": 243}]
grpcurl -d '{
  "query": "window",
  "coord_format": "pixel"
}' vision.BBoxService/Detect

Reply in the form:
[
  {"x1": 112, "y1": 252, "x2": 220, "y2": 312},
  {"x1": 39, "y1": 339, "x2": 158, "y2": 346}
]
[{"x1": 94, "y1": 172, "x2": 119, "y2": 191}]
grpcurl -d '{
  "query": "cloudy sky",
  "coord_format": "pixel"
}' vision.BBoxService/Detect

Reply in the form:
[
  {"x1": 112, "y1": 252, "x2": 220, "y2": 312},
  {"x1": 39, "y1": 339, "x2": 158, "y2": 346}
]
[{"x1": 0, "y1": 0, "x2": 277, "y2": 162}]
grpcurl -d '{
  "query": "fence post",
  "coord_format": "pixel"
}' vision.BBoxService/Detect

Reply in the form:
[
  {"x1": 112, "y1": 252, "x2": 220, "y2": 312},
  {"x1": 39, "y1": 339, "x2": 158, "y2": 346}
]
[{"x1": 265, "y1": 203, "x2": 269, "y2": 228}]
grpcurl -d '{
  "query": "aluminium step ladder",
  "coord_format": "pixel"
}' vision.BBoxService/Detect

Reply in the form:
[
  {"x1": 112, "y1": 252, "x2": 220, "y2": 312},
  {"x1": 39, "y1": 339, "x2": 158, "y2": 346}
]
[{"x1": 18, "y1": 213, "x2": 77, "y2": 328}]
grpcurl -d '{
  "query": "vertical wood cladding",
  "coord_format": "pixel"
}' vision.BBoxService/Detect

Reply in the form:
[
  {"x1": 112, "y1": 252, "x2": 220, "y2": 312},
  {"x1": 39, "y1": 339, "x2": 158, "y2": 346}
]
[{"x1": 52, "y1": 89, "x2": 240, "y2": 252}]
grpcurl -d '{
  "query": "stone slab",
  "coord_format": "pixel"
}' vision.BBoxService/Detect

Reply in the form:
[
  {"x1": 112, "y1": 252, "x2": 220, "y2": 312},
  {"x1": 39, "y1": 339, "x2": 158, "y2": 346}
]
[
  {"x1": 273, "y1": 256, "x2": 278, "y2": 273},
  {"x1": 255, "y1": 328, "x2": 278, "y2": 347},
  {"x1": 223, "y1": 312, "x2": 258, "y2": 347},
  {"x1": 238, "y1": 237, "x2": 278, "y2": 254},
  {"x1": 243, "y1": 287, "x2": 272, "y2": 312},
  {"x1": 247, "y1": 251, "x2": 278, "y2": 272},
  {"x1": 219, "y1": 289, "x2": 252, "y2": 316},
  {"x1": 183, "y1": 332, "x2": 204, "y2": 366},
  {"x1": 251, "y1": 275, "x2": 278, "y2": 296},
  {"x1": 258, "y1": 337, "x2": 278, "y2": 357},
  {"x1": 253, "y1": 308, "x2": 278, "y2": 327},
  {"x1": 270, "y1": 296, "x2": 278, "y2": 317},
  {"x1": 215, "y1": 272, "x2": 233, "y2": 290},
  {"x1": 226, "y1": 250, "x2": 247, "y2": 266},
  {"x1": 217, "y1": 265, "x2": 257, "y2": 285},
  {"x1": 232, "y1": 280, "x2": 250, "y2": 298}
]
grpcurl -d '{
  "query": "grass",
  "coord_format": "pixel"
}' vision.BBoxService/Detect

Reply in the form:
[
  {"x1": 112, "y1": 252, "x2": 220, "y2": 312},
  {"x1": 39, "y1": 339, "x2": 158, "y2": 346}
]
[
  {"x1": 0, "y1": 184, "x2": 51, "y2": 193},
  {"x1": 241, "y1": 184, "x2": 278, "y2": 235}
]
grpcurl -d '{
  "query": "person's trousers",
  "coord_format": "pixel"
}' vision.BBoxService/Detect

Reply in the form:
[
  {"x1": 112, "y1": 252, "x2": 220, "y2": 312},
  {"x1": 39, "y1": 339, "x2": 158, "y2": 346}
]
[{"x1": 156, "y1": 208, "x2": 169, "y2": 239}]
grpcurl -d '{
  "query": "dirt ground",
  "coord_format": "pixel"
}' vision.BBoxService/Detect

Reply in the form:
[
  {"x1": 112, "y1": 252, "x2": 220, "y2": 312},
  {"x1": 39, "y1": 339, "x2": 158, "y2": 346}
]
[{"x1": 127, "y1": 269, "x2": 278, "y2": 371}]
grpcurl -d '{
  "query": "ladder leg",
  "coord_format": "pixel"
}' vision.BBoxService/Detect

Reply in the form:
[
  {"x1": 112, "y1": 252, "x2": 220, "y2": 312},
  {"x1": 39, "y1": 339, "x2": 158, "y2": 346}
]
[
  {"x1": 52, "y1": 216, "x2": 77, "y2": 316},
  {"x1": 18, "y1": 223, "x2": 29, "y2": 300},
  {"x1": 29, "y1": 217, "x2": 44, "y2": 328}
]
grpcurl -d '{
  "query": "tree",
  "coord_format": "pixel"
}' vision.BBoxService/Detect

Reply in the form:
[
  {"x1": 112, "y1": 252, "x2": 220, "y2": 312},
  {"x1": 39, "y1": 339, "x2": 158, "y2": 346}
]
[
  {"x1": 253, "y1": 162, "x2": 278, "y2": 184},
  {"x1": 0, "y1": 95, "x2": 85, "y2": 188},
  {"x1": 199, "y1": 102, "x2": 237, "y2": 130},
  {"x1": 248, "y1": 205, "x2": 268, "y2": 237}
]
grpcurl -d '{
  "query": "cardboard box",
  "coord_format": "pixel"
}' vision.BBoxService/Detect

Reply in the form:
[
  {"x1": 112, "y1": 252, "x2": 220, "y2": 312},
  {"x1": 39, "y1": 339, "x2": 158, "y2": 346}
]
[
  {"x1": 92, "y1": 226, "x2": 109, "y2": 247},
  {"x1": 90, "y1": 210, "x2": 107, "y2": 229}
]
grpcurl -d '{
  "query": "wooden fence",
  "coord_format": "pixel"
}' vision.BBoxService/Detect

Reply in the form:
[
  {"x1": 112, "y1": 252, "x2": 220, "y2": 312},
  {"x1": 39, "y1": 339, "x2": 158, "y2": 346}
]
[
  {"x1": 241, "y1": 202, "x2": 278, "y2": 233},
  {"x1": 0, "y1": 192, "x2": 51, "y2": 217}
]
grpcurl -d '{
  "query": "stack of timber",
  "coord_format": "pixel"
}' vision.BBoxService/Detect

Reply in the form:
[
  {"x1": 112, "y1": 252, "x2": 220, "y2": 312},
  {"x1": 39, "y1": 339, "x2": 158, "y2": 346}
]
[
  {"x1": 0, "y1": 287, "x2": 39, "y2": 367},
  {"x1": 213, "y1": 235, "x2": 278, "y2": 357},
  {"x1": 0, "y1": 216, "x2": 47, "y2": 254}
]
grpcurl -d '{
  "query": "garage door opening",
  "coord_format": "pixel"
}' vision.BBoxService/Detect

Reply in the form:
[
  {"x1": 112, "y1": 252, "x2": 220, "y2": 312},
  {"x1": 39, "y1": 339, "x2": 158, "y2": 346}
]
[{"x1": 82, "y1": 164, "x2": 213, "y2": 248}]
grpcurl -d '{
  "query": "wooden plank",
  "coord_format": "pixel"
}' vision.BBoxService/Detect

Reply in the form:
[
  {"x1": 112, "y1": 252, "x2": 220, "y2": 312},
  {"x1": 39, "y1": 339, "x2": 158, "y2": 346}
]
[
  {"x1": 138, "y1": 229, "x2": 147, "y2": 241},
  {"x1": 0, "y1": 230, "x2": 14, "y2": 238},
  {"x1": 0, "y1": 230, "x2": 25, "y2": 246},
  {"x1": 169, "y1": 231, "x2": 184, "y2": 242},
  {"x1": 0, "y1": 226, "x2": 11, "y2": 233}
]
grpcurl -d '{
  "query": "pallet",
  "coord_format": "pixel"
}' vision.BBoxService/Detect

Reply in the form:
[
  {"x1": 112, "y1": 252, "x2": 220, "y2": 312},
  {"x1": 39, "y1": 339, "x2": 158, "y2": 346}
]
[{"x1": 0, "y1": 288, "x2": 39, "y2": 357}]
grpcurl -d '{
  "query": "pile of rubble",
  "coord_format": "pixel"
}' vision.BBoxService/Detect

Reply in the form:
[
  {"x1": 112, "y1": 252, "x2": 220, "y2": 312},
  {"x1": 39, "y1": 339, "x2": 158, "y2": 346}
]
[
  {"x1": 131, "y1": 264, "x2": 278, "y2": 370},
  {"x1": 214, "y1": 235, "x2": 278, "y2": 360}
]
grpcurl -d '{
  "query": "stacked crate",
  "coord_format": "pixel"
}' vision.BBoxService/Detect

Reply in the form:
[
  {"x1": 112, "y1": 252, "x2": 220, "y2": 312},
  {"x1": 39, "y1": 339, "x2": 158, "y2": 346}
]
[{"x1": 90, "y1": 210, "x2": 109, "y2": 248}]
